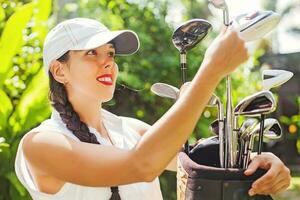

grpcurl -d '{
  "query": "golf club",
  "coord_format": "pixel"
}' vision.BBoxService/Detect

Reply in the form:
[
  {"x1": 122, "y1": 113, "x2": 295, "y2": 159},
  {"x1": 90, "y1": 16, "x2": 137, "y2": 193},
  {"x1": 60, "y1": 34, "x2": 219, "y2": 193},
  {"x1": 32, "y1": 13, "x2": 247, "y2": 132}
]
[
  {"x1": 231, "y1": 10, "x2": 281, "y2": 42},
  {"x1": 262, "y1": 69, "x2": 294, "y2": 90},
  {"x1": 242, "y1": 118, "x2": 282, "y2": 168},
  {"x1": 206, "y1": 94, "x2": 225, "y2": 167},
  {"x1": 236, "y1": 118, "x2": 259, "y2": 167},
  {"x1": 172, "y1": 19, "x2": 212, "y2": 154},
  {"x1": 234, "y1": 90, "x2": 276, "y2": 157},
  {"x1": 151, "y1": 82, "x2": 179, "y2": 100},
  {"x1": 209, "y1": 0, "x2": 235, "y2": 168}
]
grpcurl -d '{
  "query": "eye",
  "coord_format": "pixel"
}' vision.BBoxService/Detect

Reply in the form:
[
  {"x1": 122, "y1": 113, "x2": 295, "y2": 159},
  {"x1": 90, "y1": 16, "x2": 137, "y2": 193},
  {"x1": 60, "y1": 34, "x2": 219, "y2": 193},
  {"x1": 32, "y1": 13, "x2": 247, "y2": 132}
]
[
  {"x1": 108, "y1": 51, "x2": 115, "y2": 58},
  {"x1": 86, "y1": 49, "x2": 97, "y2": 55}
]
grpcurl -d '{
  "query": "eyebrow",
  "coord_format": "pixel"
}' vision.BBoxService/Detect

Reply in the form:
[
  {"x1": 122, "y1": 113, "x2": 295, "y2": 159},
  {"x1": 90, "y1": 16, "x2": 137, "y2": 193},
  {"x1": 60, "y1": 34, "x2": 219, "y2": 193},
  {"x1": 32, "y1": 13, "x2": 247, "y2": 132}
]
[{"x1": 107, "y1": 43, "x2": 115, "y2": 50}]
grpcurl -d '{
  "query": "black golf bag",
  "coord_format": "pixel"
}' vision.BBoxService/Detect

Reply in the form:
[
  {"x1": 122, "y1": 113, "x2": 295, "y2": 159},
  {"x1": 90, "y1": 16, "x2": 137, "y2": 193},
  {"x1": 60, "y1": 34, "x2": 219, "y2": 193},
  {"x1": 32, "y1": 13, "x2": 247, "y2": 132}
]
[{"x1": 176, "y1": 139, "x2": 273, "y2": 200}]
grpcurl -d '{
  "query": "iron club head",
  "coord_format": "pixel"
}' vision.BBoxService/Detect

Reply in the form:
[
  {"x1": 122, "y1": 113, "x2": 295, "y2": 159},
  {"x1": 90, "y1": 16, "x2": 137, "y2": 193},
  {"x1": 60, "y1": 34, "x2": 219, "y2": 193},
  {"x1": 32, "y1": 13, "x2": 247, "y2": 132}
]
[
  {"x1": 234, "y1": 90, "x2": 276, "y2": 116},
  {"x1": 151, "y1": 83, "x2": 179, "y2": 100}
]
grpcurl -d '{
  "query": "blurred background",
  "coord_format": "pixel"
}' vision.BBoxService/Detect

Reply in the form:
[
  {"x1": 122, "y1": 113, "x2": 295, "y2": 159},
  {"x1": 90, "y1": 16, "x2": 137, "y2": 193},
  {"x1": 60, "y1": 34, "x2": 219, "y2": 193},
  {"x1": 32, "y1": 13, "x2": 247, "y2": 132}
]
[{"x1": 0, "y1": 0, "x2": 299, "y2": 199}]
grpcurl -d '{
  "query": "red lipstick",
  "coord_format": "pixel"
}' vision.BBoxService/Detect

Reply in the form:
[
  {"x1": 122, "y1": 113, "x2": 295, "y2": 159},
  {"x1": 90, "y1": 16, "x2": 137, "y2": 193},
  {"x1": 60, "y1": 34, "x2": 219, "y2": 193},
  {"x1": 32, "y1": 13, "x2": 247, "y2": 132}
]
[{"x1": 96, "y1": 74, "x2": 113, "y2": 86}]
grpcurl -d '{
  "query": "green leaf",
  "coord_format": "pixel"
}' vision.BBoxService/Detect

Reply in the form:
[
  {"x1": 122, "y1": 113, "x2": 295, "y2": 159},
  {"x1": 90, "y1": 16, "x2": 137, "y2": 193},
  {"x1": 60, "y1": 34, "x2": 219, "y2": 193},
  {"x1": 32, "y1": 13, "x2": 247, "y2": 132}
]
[
  {"x1": 10, "y1": 69, "x2": 51, "y2": 135},
  {"x1": 0, "y1": 3, "x2": 34, "y2": 87},
  {"x1": 32, "y1": 0, "x2": 52, "y2": 41},
  {"x1": 5, "y1": 172, "x2": 27, "y2": 196},
  {"x1": 0, "y1": 6, "x2": 5, "y2": 22},
  {"x1": 0, "y1": 89, "x2": 13, "y2": 128}
]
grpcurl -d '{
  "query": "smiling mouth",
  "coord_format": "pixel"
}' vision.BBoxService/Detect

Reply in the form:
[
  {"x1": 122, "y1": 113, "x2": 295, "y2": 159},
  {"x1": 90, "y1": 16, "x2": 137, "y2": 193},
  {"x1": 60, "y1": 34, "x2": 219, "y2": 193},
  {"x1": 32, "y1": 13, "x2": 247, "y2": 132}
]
[{"x1": 96, "y1": 75, "x2": 113, "y2": 86}]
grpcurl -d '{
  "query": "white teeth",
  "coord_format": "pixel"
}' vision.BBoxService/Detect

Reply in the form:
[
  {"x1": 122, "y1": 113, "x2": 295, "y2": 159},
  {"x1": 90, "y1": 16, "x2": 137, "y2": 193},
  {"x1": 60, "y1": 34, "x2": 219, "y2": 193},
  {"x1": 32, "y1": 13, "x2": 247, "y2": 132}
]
[{"x1": 98, "y1": 77, "x2": 112, "y2": 82}]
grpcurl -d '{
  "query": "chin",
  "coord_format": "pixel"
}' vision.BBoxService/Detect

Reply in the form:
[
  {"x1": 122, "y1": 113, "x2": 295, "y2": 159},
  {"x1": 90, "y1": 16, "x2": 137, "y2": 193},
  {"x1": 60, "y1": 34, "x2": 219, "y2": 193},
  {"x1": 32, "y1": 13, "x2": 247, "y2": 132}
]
[{"x1": 101, "y1": 93, "x2": 114, "y2": 102}]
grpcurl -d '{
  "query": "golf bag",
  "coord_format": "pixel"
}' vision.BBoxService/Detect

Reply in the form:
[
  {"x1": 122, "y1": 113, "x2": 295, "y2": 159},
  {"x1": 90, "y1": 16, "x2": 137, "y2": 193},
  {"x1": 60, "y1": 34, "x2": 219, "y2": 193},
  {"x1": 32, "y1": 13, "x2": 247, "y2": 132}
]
[{"x1": 177, "y1": 144, "x2": 273, "y2": 200}]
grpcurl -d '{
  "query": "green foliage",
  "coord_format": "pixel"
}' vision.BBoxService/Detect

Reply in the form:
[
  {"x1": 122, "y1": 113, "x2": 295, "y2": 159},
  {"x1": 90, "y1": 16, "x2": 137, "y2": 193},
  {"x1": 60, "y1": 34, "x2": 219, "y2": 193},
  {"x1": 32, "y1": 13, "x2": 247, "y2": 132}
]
[
  {"x1": 0, "y1": 0, "x2": 298, "y2": 200},
  {"x1": 0, "y1": 0, "x2": 52, "y2": 199}
]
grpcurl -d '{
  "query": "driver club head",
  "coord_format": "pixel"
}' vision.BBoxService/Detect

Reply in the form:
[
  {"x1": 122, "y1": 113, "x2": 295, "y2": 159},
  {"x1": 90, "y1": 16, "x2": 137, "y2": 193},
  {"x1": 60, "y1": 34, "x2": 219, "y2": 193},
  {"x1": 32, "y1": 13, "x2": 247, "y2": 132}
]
[
  {"x1": 151, "y1": 83, "x2": 179, "y2": 100},
  {"x1": 234, "y1": 90, "x2": 276, "y2": 116},
  {"x1": 172, "y1": 19, "x2": 212, "y2": 52},
  {"x1": 262, "y1": 69, "x2": 294, "y2": 90}
]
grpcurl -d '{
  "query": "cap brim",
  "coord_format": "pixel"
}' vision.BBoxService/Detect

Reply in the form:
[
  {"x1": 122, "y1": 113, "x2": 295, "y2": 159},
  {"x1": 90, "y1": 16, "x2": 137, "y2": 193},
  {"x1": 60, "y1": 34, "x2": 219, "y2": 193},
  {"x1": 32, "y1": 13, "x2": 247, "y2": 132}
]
[{"x1": 70, "y1": 30, "x2": 140, "y2": 55}]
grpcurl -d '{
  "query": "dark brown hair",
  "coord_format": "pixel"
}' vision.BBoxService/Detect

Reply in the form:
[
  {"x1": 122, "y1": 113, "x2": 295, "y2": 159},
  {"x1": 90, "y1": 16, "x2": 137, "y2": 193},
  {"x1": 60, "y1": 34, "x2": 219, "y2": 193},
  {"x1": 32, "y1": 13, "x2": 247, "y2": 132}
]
[{"x1": 48, "y1": 51, "x2": 121, "y2": 200}]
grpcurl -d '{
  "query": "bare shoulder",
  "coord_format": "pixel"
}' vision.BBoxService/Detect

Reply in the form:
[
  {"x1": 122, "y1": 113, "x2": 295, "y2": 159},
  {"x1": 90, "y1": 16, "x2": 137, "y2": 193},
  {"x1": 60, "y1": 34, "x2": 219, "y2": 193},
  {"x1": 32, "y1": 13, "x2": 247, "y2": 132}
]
[{"x1": 120, "y1": 116, "x2": 151, "y2": 137}]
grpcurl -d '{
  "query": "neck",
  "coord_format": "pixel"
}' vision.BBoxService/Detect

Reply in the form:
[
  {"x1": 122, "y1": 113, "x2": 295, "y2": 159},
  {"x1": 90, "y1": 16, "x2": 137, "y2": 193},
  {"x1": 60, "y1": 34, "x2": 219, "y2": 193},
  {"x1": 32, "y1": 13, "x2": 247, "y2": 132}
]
[{"x1": 67, "y1": 93, "x2": 104, "y2": 133}]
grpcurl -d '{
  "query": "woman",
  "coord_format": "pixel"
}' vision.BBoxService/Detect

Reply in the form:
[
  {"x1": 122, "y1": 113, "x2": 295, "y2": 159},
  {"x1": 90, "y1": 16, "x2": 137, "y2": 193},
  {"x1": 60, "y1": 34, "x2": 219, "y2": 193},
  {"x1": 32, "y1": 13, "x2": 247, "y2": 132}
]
[{"x1": 15, "y1": 18, "x2": 290, "y2": 200}]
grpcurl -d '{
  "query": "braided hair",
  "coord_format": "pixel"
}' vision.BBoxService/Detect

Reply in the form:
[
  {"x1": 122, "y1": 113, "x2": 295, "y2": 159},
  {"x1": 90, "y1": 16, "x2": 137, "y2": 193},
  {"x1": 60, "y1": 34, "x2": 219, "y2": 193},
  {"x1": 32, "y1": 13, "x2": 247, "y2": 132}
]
[{"x1": 48, "y1": 51, "x2": 121, "y2": 200}]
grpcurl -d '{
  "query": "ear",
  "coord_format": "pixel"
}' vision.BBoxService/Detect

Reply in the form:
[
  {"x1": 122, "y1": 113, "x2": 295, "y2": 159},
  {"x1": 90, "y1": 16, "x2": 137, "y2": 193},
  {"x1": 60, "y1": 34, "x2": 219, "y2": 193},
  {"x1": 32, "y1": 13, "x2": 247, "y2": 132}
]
[{"x1": 49, "y1": 60, "x2": 68, "y2": 84}]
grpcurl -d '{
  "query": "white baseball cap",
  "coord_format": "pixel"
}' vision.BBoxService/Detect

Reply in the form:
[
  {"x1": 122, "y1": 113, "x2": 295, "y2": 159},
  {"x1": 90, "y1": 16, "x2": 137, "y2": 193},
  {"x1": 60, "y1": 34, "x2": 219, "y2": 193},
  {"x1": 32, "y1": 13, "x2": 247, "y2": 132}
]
[{"x1": 43, "y1": 18, "x2": 140, "y2": 74}]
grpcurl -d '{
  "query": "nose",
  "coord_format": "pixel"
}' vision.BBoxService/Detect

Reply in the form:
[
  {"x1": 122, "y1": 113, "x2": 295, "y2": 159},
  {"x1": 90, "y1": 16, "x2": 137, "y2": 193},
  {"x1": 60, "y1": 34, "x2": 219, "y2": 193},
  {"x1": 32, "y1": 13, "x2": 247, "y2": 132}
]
[{"x1": 101, "y1": 55, "x2": 114, "y2": 69}]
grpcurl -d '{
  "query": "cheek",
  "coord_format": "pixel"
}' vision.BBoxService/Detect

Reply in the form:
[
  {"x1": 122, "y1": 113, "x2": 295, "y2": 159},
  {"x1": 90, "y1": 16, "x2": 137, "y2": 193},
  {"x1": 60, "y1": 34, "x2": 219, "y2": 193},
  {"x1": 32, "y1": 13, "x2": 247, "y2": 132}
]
[{"x1": 113, "y1": 64, "x2": 119, "y2": 82}]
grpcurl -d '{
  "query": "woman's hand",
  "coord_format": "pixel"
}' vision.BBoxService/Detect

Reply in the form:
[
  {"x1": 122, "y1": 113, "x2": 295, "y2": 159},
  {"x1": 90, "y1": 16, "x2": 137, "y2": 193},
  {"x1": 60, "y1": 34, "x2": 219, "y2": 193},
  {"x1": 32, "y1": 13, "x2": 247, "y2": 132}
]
[
  {"x1": 244, "y1": 152, "x2": 291, "y2": 196},
  {"x1": 202, "y1": 26, "x2": 249, "y2": 78}
]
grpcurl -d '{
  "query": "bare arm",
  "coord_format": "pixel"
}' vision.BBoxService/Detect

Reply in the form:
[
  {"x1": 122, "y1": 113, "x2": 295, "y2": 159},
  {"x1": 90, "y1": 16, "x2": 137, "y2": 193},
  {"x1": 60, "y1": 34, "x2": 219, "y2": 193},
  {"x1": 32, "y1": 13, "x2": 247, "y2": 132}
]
[
  {"x1": 121, "y1": 116, "x2": 178, "y2": 172},
  {"x1": 23, "y1": 27, "x2": 248, "y2": 187}
]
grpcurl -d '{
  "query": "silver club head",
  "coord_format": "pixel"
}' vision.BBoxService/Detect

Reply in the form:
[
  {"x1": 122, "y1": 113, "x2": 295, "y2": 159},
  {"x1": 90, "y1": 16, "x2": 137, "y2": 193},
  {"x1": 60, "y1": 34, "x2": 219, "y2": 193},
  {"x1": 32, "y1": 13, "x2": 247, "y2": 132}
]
[
  {"x1": 231, "y1": 11, "x2": 281, "y2": 42},
  {"x1": 208, "y1": 0, "x2": 229, "y2": 26},
  {"x1": 250, "y1": 118, "x2": 282, "y2": 142},
  {"x1": 207, "y1": 94, "x2": 219, "y2": 107},
  {"x1": 241, "y1": 118, "x2": 282, "y2": 168},
  {"x1": 234, "y1": 90, "x2": 276, "y2": 116},
  {"x1": 172, "y1": 19, "x2": 212, "y2": 52},
  {"x1": 262, "y1": 69, "x2": 294, "y2": 90},
  {"x1": 209, "y1": 0, "x2": 227, "y2": 9},
  {"x1": 238, "y1": 118, "x2": 259, "y2": 139},
  {"x1": 151, "y1": 83, "x2": 179, "y2": 100}
]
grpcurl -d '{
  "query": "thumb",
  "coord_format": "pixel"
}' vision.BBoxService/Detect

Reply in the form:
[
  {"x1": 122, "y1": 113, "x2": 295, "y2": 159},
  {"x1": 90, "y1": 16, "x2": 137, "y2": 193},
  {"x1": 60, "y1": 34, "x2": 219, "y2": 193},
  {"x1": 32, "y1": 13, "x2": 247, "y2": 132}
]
[{"x1": 244, "y1": 157, "x2": 260, "y2": 176}]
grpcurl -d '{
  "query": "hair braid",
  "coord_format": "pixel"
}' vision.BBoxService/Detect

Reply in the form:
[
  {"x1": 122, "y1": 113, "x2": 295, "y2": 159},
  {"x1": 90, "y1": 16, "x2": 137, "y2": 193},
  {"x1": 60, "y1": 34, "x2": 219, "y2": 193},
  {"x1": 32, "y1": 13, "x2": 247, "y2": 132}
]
[{"x1": 48, "y1": 51, "x2": 121, "y2": 200}]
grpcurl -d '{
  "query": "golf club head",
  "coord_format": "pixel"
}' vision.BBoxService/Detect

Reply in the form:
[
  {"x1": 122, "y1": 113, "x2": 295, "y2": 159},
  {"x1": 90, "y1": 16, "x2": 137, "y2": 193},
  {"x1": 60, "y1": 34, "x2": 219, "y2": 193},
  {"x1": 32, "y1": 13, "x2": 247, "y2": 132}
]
[
  {"x1": 262, "y1": 69, "x2": 294, "y2": 90},
  {"x1": 231, "y1": 10, "x2": 281, "y2": 42},
  {"x1": 151, "y1": 83, "x2": 179, "y2": 100},
  {"x1": 210, "y1": 119, "x2": 219, "y2": 135},
  {"x1": 238, "y1": 118, "x2": 259, "y2": 139},
  {"x1": 207, "y1": 93, "x2": 220, "y2": 107},
  {"x1": 241, "y1": 118, "x2": 282, "y2": 168},
  {"x1": 189, "y1": 136, "x2": 220, "y2": 167},
  {"x1": 172, "y1": 19, "x2": 212, "y2": 52},
  {"x1": 252, "y1": 118, "x2": 282, "y2": 142},
  {"x1": 209, "y1": 0, "x2": 227, "y2": 9},
  {"x1": 234, "y1": 90, "x2": 276, "y2": 116}
]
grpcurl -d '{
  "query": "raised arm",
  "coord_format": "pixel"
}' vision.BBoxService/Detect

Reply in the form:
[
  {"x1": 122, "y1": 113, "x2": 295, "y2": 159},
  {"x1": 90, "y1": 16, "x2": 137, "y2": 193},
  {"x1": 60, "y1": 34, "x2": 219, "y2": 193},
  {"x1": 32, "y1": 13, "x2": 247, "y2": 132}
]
[{"x1": 23, "y1": 27, "x2": 248, "y2": 187}]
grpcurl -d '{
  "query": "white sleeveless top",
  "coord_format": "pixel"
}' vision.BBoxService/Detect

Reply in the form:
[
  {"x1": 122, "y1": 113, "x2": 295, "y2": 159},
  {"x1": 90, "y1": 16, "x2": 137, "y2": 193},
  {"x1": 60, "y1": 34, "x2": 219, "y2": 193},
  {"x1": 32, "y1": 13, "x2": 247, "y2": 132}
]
[{"x1": 15, "y1": 108, "x2": 163, "y2": 200}]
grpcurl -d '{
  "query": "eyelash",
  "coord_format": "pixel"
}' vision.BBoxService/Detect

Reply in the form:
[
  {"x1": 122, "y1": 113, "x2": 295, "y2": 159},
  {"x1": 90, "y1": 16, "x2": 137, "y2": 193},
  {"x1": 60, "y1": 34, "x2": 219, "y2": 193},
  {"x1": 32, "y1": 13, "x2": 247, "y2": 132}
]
[{"x1": 86, "y1": 50, "x2": 115, "y2": 57}]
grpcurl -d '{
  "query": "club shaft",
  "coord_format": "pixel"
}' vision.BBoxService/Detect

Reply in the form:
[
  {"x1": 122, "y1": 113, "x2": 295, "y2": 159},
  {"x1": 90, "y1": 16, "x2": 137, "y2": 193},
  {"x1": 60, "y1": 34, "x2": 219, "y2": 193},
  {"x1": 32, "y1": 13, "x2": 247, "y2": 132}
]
[
  {"x1": 180, "y1": 53, "x2": 189, "y2": 154},
  {"x1": 225, "y1": 75, "x2": 237, "y2": 168},
  {"x1": 223, "y1": 4, "x2": 230, "y2": 26},
  {"x1": 218, "y1": 103, "x2": 224, "y2": 168},
  {"x1": 258, "y1": 114, "x2": 265, "y2": 154}
]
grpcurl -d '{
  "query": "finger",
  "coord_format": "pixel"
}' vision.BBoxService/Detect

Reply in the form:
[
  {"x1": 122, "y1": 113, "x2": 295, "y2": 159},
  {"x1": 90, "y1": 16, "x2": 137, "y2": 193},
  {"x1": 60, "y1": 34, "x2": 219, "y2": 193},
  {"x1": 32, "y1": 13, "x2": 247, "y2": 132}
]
[
  {"x1": 253, "y1": 176, "x2": 289, "y2": 196},
  {"x1": 271, "y1": 181, "x2": 291, "y2": 195},
  {"x1": 251, "y1": 166, "x2": 280, "y2": 188},
  {"x1": 244, "y1": 157, "x2": 262, "y2": 176},
  {"x1": 252, "y1": 174, "x2": 284, "y2": 194}
]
